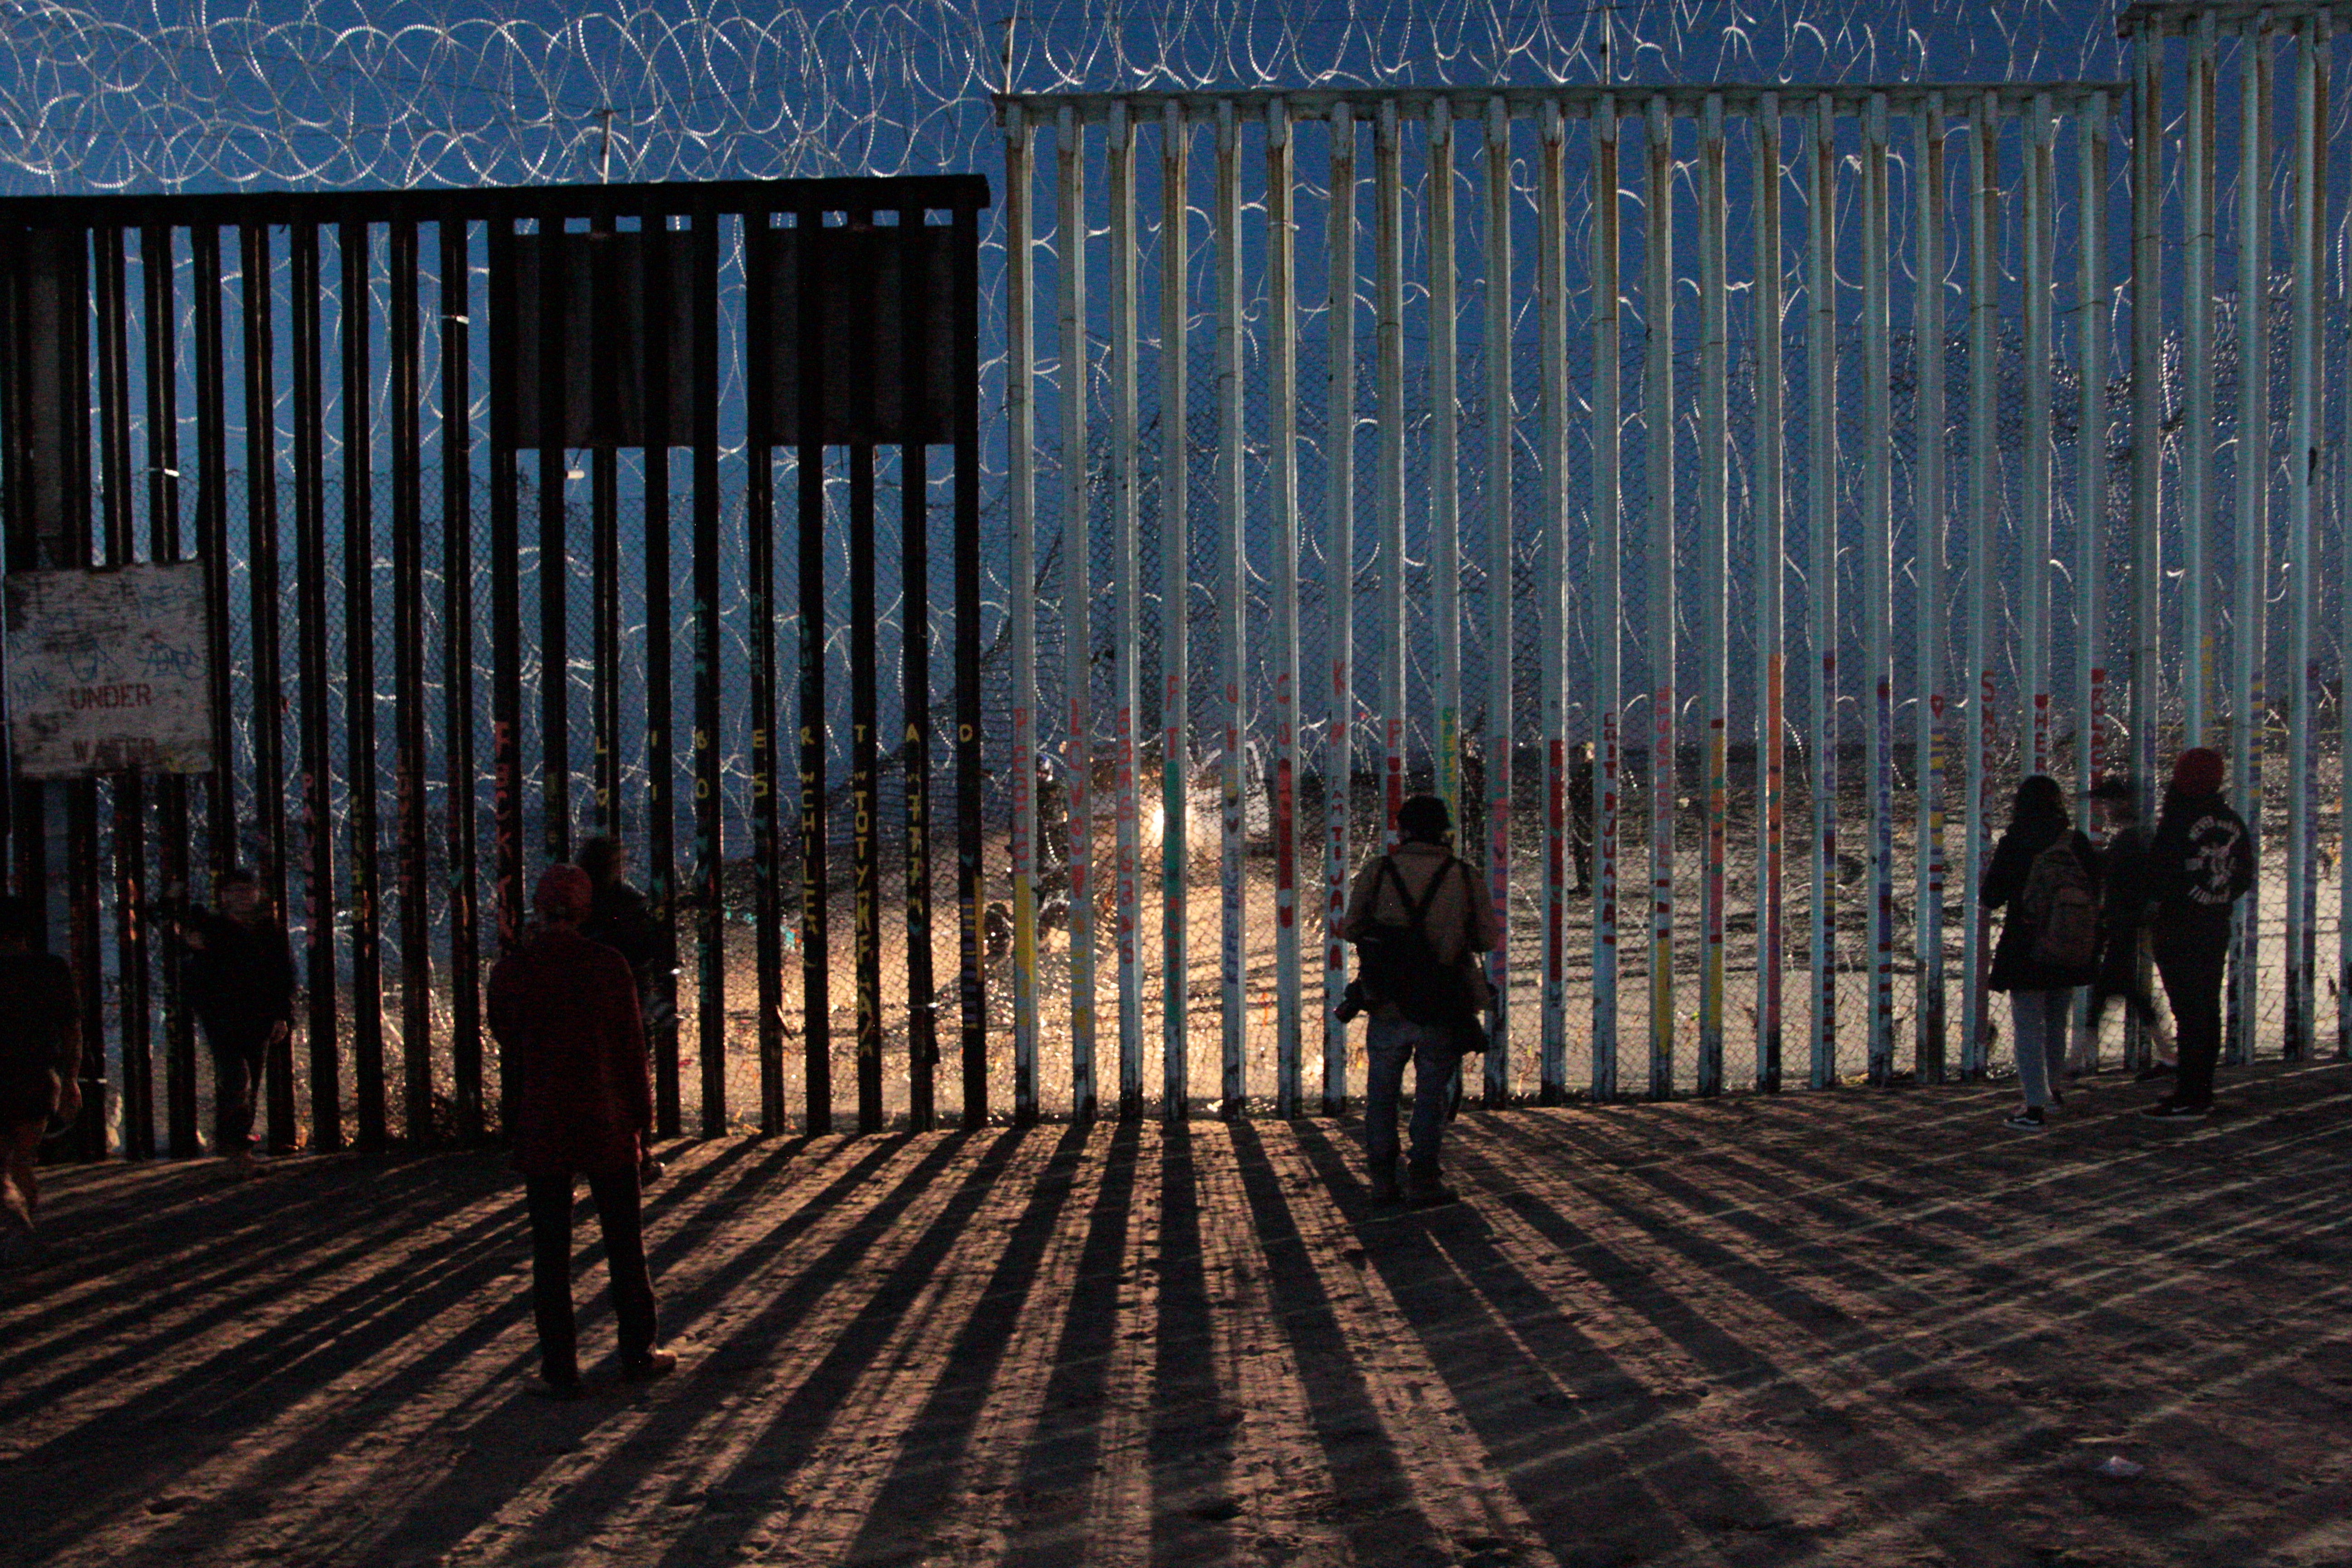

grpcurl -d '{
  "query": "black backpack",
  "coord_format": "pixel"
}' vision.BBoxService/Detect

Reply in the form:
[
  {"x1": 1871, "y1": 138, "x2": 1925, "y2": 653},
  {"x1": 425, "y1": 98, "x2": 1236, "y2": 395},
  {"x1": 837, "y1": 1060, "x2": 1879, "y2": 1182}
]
[
  {"x1": 2020, "y1": 837, "x2": 2100, "y2": 972},
  {"x1": 1351, "y1": 857, "x2": 1487, "y2": 1050}
]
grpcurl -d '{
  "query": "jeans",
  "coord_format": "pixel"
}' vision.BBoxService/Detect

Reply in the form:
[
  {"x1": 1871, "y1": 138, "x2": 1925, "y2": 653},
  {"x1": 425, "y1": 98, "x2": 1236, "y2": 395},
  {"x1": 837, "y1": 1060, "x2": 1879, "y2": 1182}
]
[
  {"x1": 1363, "y1": 1014, "x2": 1464, "y2": 1179},
  {"x1": 2009, "y1": 988, "x2": 2075, "y2": 1110},
  {"x1": 2152, "y1": 923, "x2": 2229, "y2": 1109},
  {"x1": 2085, "y1": 930, "x2": 2163, "y2": 1034},
  {"x1": 206, "y1": 1023, "x2": 271, "y2": 1153},
  {"x1": 526, "y1": 1168, "x2": 660, "y2": 1381}
]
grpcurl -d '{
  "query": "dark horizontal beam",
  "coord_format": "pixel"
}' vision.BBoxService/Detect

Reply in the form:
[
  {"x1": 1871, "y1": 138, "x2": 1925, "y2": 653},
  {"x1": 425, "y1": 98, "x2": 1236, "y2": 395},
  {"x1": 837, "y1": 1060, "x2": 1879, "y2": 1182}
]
[
  {"x1": 996, "y1": 81, "x2": 2130, "y2": 125},
  {"x1": 0, "y1": 174, "x2": 991, "y2": 230}
]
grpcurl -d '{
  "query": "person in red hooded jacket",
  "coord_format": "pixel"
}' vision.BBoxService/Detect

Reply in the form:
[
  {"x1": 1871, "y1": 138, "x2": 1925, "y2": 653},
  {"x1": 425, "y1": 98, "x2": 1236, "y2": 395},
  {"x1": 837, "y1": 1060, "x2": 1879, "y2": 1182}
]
[{"x1": 488, "y1": 864, "x2": 674, "y2": 1396}]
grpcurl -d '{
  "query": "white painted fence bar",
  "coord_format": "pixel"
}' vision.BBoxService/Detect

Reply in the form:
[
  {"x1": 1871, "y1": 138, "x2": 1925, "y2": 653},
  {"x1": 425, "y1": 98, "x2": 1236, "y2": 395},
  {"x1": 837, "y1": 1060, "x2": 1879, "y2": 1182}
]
[
  {"x1": 1591, "y1": 96, "x2": 1622, "y2": 1099},
  {"x1": 2023, "y1": 95, "x2": 2056, "y2": 779},
  {"x1": 1915, "y1": 97, "x2": 1949, "y2": 1082},
  {"x1": 1646, "y1": 94, "x2": 1677, "y2": 1099},
  {"x1": 1755, "y1": 95, "x2": 1788, "y2": 1090},
  {"x1": 2183, "y1": 16, "x2": 2215, "y2": 749},
  {"x1": 2283, "y1": 18, "x2": 2325, "y2": 1060},
  {"x1": 1960, "y1": 97, "x2": 1998, "y2": 1079},
  {"x1": 1537, "y1": 100, "x2": 1569, "y2": 1102},
  {"x1": 1805, "y1": 93, "x2": 1837, "y2": 1089},
  {"x1": 1055, "y1": 105, "x2": 1097, "y2": 1121},
  {"x1": 980, "y1": 71, "x2": 2313, "y2": 1117},
  {"x1": 2074, "y1": 96, "x2": 2110, "y2": 1068},
  {"x1": 1862, "y1": 93, "x2": 1896, "y2": 1085},
  {"x1": 1267, "y1": 99, "x2": 1304, "y2": 1112},
  {"x1": 2229, "y1": 27, "x2": 2269, "y2": 1068},
  {"x1": 1321, "y1": 103, "x2": 1354, "y2": 1116},
  {"x1": 1108, "y1": 103, "x2": 1143, "y2": 1116},
  {"x1": 1483, "y1": 95, "x2": 1514, "y2": 1102},
  {"x1": 1697, "y1": 92, "x2": 1730, "y2": 1098},
  {"x1": 1377, "y1": 102, "x2": 1406, "y2": 855},
  {"x1": 1160, "y1": 102, "x2": 1191, "y2": 1113},
  {"x1": 1004, "y1": 103, "x2": 1040, "y2": 1121},
  {"x1": 1215, "y1": 100, "x2": 1246, "y2": 1109},
  {"x1": 1431, "y1": 105, "x2": 1463, "y2": 827},
  {"x1": 2128, "y1": 27, "x2": 2165, "y2": 848}
]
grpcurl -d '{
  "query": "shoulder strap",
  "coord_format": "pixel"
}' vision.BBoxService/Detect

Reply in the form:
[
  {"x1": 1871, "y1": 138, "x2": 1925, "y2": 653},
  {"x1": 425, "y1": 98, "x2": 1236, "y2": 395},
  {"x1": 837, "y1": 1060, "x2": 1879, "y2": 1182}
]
[{"x1": 1378, "y1": 854, "x2": 1451, "y2": 937}]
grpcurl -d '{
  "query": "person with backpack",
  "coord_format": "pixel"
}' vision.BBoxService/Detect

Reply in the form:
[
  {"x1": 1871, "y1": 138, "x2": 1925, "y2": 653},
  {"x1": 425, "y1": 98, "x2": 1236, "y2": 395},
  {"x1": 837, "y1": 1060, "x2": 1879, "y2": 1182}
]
[
  {"x1": 1341, "y1": 794, "x2": 1502, "y2": 1207},
  {"x1": 0, "y1": 895, "x2": 79, "y2": 1263},
  {"x1": 2071, "y1": 774, "x2": 2173, "y2": 1076},
  {"x1": 1977, "y1": 774, "x2": 2102, "y2": 1132},
  {"x1": 2140, "y1": 747, "x2": 2255, "y2": 1121}
]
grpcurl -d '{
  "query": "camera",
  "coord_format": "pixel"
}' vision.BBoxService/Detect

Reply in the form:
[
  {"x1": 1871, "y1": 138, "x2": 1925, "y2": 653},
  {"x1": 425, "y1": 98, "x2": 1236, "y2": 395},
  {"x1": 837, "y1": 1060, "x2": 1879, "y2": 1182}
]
[{"x1": 1332, "y1": 977, "x2": 1372, "y2": 1024}]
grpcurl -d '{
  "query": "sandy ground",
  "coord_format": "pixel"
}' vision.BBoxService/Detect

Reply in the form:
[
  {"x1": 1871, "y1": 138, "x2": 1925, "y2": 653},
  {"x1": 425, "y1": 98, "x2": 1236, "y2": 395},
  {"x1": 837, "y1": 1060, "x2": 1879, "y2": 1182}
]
[{"x1": 5, "y1": 1058, "x2": 2349, "y2": 1568}]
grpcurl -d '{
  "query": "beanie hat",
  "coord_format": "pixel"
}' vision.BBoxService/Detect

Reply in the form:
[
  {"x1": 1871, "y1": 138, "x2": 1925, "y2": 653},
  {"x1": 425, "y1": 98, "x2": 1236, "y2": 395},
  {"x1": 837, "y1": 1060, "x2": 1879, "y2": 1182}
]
[
  {"x1": 2171, "y1": 747, "x2": 2226, "y2": 798},
  {"x1": 534, "y1": 863, "x2": 594, "y2": 921},
  {"x1": 2086, "y1": 773, "x2": 2136, "y2": 803}
]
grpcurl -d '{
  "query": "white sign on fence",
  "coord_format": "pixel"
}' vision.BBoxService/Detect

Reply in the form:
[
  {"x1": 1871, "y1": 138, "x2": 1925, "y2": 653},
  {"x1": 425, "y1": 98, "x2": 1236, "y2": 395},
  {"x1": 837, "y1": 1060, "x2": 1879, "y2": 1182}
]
[{"x1": 5, "y1": 564, "x2": 215, "y2": 778}]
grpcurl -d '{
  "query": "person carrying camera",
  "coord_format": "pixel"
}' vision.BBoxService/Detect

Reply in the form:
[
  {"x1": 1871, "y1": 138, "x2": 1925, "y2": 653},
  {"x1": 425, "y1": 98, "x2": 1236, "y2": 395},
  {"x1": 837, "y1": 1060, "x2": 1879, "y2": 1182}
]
[{"x1": 1340, "y1": 794, "x2": 1501, "y2": 1207}]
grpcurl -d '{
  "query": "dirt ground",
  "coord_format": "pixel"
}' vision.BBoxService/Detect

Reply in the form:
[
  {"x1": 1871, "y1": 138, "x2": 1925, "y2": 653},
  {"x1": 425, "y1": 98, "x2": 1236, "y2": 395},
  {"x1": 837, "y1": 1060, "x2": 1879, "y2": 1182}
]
[{"x1": 5, "y1": 1060, "x2": 2349, "y2": 1568}]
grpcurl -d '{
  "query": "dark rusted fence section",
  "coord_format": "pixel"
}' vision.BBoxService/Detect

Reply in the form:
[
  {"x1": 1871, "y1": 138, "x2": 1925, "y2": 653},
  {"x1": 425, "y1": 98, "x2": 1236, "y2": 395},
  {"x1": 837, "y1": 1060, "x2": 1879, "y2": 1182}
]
[{"x1": 0, "y1": 175, "x2": 991, "y2": 1156}]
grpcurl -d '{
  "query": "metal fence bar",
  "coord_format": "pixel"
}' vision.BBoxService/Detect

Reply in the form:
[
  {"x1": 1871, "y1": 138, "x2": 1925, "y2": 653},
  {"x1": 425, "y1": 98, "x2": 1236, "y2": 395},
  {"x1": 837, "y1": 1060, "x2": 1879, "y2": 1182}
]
[
  {"x1": 342, "y1": 214, "x2": 387, "y2": 1152},
  {"x1": 1162, "y1": 103, "x2": 1194, "y2": 1116},
  {"x1": 1059, "y1": 105, "x2": 1098, "y2": 1122},
  {"x1": 534, "y1": 200, "x2": 569, "y2": 870},
  {"x1": 2184, "y1": 17, "x2": 2216, "y2": 750},
  {"x1": 1591, "y1": 97, "x2": 1622, "y2": 1100},
  {"x1": 1645, "y1": 95, "x2": 1676, "y2": 1100},
  {"x1": 1007, "y1": 104, "x2": 1040, "y2": 1124},
  {"x1": 1216, "y1": 99, "x2": 1248, "y2": 1111},
  {"x1": 901, "y1": 197, "x2": 939, "y2": 1133},
  {"x1": 1863, "y1": 93, "x2": 1897, "y2": 1085},
  {"x1": 1268, "y1": 100, "x2": 1304, "y2": 1116},
  {"x1": 1696, "y1": 94, "x2": 1729, "y2": 1098},
  {"x1": 742, "y1": 203, "x2": 781, "y2": 1132},
  {"x1": 1482, "y1": 94, "x2": 1514, "y2": 1103},
  {"x1": 1537, "y1": 101, "x2": 1569, "y2": 1103},
  {"x1": 636, "y1": 201, "x2": 677, "y2": 1138},
  {"x1": 1961, "y1": 98, "x2": 1997, "y2": 1080},
  {"x1": 852, "y1": 418, "x2": 882, "y2": 1133},
  {"x1": 1431, "y1": 103, "x2": 1462, "y2": 827},
  {"x1": 1805, "y1": 93, "x2": 1838, "y2": 1089},
  {"x1": 389, "y1": 216, "x2": 431, "y2": 1143},
  {"x1": 689, "y1": 195, "x2": 726, "y2": 1136},
  {"x1": 1754, "y1": 95, "x2": 1787, "y2": 1091},
  {"x1": 1377, "y1": 100, "x2": 1406, "y2": 857},
  {"x1": 1916, "y1": 97, "x2": 1949, "y2": 1084},
  {"x1": 2229, "y1": 26, "x2": 2269, "y2": 1069},
  {"x1": 290, "y1": 220, "x2": 341, "y2": 1150},
  {"x1": 92, "y1": 226, "x2": 147, "y2": 1157},
  {"x1": 439, "y1": 211, "x2": 484, "y2": 1142},
  {"x1": 2129, "y1": 21, "x2": 2165, "y2": 873},
  {"x1": 1109, "y1": 103, "x2": 1144, "y2": 1116},
  {"x1": 2283, "y1": 16, "x2": 2326, "y2": 1061},
  {"x1": 789, "y1": 198, "x2": 827, "y2": 1131},
  {"x1": 2024, "y1": 98, "x2": 2055, "y2": 779},
  {"x1": 953, "y1": 191, "x2": 988, "y2": 1126},
  {"x1": 190, "y1": 219, "x2": 234, "y2": 986},
  {"x1": 142, "y1": 221, "x2": 195, "y2": 1158},
  {"x1": 242, "y1": 221, "x2": 296, "y2": 1149},
  {"x1": 2075, "y1": 103, "x2": 2109, "y2": 833},
  {"x1": 1319, "y1": 103, "x2": 1352, "y2": 1117}
]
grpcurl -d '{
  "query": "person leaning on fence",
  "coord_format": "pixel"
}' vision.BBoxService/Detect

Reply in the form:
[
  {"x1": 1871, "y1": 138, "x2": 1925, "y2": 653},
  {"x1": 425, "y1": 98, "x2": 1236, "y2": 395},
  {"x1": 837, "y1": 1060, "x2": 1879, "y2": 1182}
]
[
  {"x1": 487, "y1": 864, "x2": 675, "y2": 1397},
  {"x1": 578, "y1": 834, "x2": 677, "y2": 1038},
  {"x1": 1341, "y1": 793, "x2": 1501, "y2": 1208},
  {"x1": 2140, "y1": 747, "x2": 2254, "y2": 1122},
  {"x1": 1978, "y1": 774, "x2": 2102, "y2": 1133},
  {"x1": 166, "y1": 868, "x2": 296, "y2": 1177},
  {"x1": 2070, "y1": 775, "x2": 2173, "y2": 1078},
  {"x1": 0, "y1": 895, "x2": 79, "y2": 1264}
]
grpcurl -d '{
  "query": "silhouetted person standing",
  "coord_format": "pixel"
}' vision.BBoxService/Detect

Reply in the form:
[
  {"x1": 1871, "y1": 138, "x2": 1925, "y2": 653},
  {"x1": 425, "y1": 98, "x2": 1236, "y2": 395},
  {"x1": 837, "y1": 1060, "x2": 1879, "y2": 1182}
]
[
  {"x1": 489, "y1": 865, "x2": 674, "y2": 1396},
  {"x1": 578, "y1": 834, "x2": 676, "y2": 1035},
  {"x1": 1343, "y1": 794, "x2": 1501, "y2": 1206},
  {"x1": 2072, "y1": 775, "x2": 2171, "y2": 1075},
  {"x1": 1569, "y1": 740, "x2": 1595, "y2": 895},
  {"x1": 0, "y1": 896, "x2": 78, "y2": 1261},
  {"x1": 2141, "y1": 748, "x2": 2254, "y2": 1122},
  {"x1": 171, "y1": 869, "x2": 295, "y2": 1176},
  {"x1": 1979, "y1": 774, "x2": 2101, "y2": 1133}
]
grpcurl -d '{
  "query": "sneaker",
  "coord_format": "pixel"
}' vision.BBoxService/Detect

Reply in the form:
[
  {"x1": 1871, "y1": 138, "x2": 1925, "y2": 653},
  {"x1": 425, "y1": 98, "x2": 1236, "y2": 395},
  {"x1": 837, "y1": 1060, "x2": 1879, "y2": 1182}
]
[
  {"x1": 621, "y1": 1351, "x2": 678, "y2": 1384},
  {"x1": 2139, "y1": 1099, "x2": 2209, "y2": 1121},
  {"x1": 2134, "y1": 1061, "x2": 2176, "y2": 1083},
  {"x1": 1403, "y1": 1167, "x2": 1460, "y2": 1208},
  {"x1": 2002, "y1": 1107, "x2": 2047, "y2": 1133},
  {"x1": 530, "y1": 1371, "x2": 588, "y2": 1401}
]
